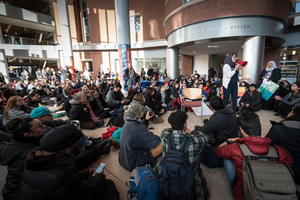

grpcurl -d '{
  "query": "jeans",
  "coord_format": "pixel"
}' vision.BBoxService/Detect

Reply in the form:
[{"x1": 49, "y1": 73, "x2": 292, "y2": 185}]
[
  {"x1": 224, "y1": 159, "x2": 236, "y2": 199},
  {"x1": 223, "y1": 82, "x2": 238, "y2": 113},
  {"x1": 129, "y1": 78, "x2": 135, "y2": 87},
  {"x1": 278, "y1": 101, "x2": 293, "y2": 116}
]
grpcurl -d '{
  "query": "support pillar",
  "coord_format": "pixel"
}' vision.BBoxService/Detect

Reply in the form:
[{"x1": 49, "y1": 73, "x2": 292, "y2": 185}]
[
  {"x1": 242, "y1": 36, "x2": 265, "y2": 85},
  {"x1": 0, "y1": 49, "x2": 9, "y2": 82},
  {"x1": 115, "y1": 0, "x2": 131, "y2": 90},
  {"x1": 167, "y1": 48, "x2": 179, "y2": 79},
  {"x1": 57, "y1": 0, "x2": 74, "y2": 80}
]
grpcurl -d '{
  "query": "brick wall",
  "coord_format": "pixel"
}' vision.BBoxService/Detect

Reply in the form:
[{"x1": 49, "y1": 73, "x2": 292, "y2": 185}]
[
  {"x1": 263, "y1": 47, "x2": 281, "y2": 71},
  {"x1": 182, "y1": 54, "x2": 193, "y2": 76},
  {"x1": 165, "y1": 0, "x2": 292, "y2": 36}
]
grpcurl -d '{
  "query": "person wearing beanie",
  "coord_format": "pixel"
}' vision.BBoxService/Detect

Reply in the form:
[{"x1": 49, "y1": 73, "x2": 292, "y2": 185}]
[
  {"x1": 237, "y1": 83, "x2": 262, "y2": 115},
  {"x1": 64, "y1": 88, "x2": 79, "y2": 116},
  {"x1": 119, "y1": 103, "x2": 162, "y2": 171},
  {"x1": 20, "y1": 125, "x2": 120, "y2": 200}
]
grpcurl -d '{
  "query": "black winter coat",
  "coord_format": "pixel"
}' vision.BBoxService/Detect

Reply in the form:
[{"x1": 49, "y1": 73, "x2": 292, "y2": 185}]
[
  {"x1": 196, "y1": 106, "x2": 238, "y2": 145},
  {"x1": 171, "y1": 87, "x2": 179, "y2": 99},
  {"x1": 145, "y1": 94, "x2": 161, "y2": 115},
  {"x1": 240, "y1": 90, "x2": 262, "y2": 111},
  {"x1": 258, "y1": 68, "x2": 281, "y2": 83},
  {"x1": 20, "y1": 147, "x2": 119, "y2": 200},
  {"x1": 64, "y1": 95, "x2": 73, "y2": 116},
  {"x1": 25, "y1": 99, "x2": 39, "y2": 108},
  {"x1": 69, "y1": 100, "x2": 94, "y2": 125},
  {"x1": 155, "y1": 90, "x2": 171, "y2": 106},
  {"x1": 266, "y1": 120, "x2": 300, "y2": 185},
  {"x1": 0, "y1": 140, "x2": 39, "y2": 200},
  {"x1": 89, "y1": 96, "x2": 108, "y2": 116}
]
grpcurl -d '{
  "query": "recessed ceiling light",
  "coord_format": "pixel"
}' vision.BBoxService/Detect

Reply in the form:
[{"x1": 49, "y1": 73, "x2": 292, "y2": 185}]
[
  {"x1": 193, "y1": 51, "x2": 196, "y2": 53},
  {"x1": 241, "y1": 46, "x2": 243, "y2": 48},
  {"x1": 208, "y1": 46, "x2": 211, "y2": 47},
  {"x1": 13, "y1": 21, "x2": 15, "y2": 22}
]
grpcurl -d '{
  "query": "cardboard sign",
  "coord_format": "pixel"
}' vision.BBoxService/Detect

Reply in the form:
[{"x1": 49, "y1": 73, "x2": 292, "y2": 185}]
[
  {"x1": 238, "y1": 87, "x2": 246, "y2": 97},
  {"x1": 259, "y1": 80, "x2": 279, "y2": 101}
]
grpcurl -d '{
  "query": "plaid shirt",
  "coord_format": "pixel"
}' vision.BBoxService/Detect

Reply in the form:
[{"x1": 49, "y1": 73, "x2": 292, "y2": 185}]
[{"x1": 155, "y1": 128, "x2": 210, "y2": 200}]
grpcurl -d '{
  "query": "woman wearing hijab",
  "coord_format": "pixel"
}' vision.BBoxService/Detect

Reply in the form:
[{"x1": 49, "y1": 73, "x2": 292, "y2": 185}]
[
  {"x1": 222, "y1": 53, "x2": 241, "y2": 113},
  {"x1": 258, "y1": 61, "x2": 281, "y2": 110}
]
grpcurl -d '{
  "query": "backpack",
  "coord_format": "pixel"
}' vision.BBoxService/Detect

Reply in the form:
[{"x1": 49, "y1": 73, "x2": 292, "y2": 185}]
[
  {"x1": 127, "y1": 165, "x2": 160, "y2": 200},
  {"x1": 106, "y1": 113, "x2": 124, "y2": 127},
  {"x1": 239, "y1": 144, "x2": 297, "y2": 200},
  {"x1": 157, "y1": 134, "x2": 195, "y2": 200}
]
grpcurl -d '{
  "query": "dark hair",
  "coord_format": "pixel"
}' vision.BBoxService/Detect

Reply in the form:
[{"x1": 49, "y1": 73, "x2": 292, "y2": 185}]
[
  {"x1": 27, "y1": 92, "x2": 38, "y2": 100},
  {"x1": 115, "y1": 83, "x2": 122, "y2": 89},
  {"x1": 210, "y1": 96, "x2": 224, "y2": 110},
  {"x1": 168, "y1": 111, "x2": 188, "y2": 130},
  {"x1": 237, "y1": 112, "x2": 261, "y2": 137},
  {"x1": 145, "y1": 87, "x2": 154, "y2": 97},
  {"x1": 292, "y1": 82, "x2": 300, "y2": 87},
  {"x1": 5, "y1": 117, "x2": 36, "y2": 141}
]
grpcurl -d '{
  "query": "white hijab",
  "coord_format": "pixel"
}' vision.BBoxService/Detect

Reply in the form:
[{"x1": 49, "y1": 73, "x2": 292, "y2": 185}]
[{"x1": 265, "y1": 61, "x2": 277, "y2": 72}]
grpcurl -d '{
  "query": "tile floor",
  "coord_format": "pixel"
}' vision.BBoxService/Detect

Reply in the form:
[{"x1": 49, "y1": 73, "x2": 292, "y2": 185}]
[{"x1": 0, "y1": 109, "x2": 298, "y2": 200}]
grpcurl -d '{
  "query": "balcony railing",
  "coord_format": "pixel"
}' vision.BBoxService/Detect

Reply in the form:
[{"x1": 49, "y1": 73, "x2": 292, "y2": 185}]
[{"x1": 2, "y1": 35, "x2": 55, "y2": 45}]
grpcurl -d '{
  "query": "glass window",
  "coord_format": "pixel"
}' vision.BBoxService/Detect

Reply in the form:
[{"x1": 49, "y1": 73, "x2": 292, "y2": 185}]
[
  {"x1": 81, "y1": 0, "x2": 90, "y2": 42},
  {"x1": 183, "y1": 0, "x2": 192, "y2": 4},
  {"x1": 295, "y1": 2, "x2": 300, "y2": 13},
  {"x1": 134, "y1": 17, "x2": 141, "y2": 33}
]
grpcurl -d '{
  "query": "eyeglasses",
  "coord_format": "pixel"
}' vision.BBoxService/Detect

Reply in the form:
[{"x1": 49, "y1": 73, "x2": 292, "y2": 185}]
[{"x1": 33, "y1": 123, "x2": 44, "y2": 130}]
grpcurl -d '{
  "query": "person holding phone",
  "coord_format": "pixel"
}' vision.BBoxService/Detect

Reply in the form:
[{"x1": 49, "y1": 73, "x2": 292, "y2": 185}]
[
  {"x1": 20, "y1": 124, "x2": 120, "y2": 200},
  {"x1": 222, "y1": 53, "x2": 241, "y2": 113}
]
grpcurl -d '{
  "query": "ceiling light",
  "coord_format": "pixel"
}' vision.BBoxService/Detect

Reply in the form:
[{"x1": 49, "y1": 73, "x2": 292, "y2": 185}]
[
  {"x1": 43, "y1": 61, "x2": 47, "y2": 68},
  {"x1": 193, "y1": 51, "x2": 196, "y2": 53},
  {"x1": 13, "y1": 21, "x2": 15, "y2": 22},
  {"x1": 208, "y1": 46, "x2": 211, "y2": 47},
  {"x1": 241, "y1": 46, "x2": 243, "y2": 48},
  {"x1": 292, "y1": 50, "x2": 296, "y2": 55},
  {"x1": 39, "y1": 33, "x2": 43, "y2": 43},
  {"x1": 283, "y1": 56, "x2": 286, "y2": 60}
]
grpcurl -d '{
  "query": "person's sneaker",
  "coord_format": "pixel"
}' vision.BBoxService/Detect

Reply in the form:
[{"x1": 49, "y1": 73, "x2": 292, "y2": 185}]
[
  {"x1": 194, "y1": 125, "x2": 201, "y2": 131},
  {"x1": 152, "y1": 117, "x2": 164, "y2": 124},
  {"x1": 88, "y1": 136, "x2": 102, "y2": 141},
  {"x1": 274, "y1": 113, "x2": 282, "y2": 116},
  {"x1": 95, "y1": 139, "x2": 112, "y2": 155},
  {"x1": 109, "y1": 136, "x2": 120, "y2": 149}
]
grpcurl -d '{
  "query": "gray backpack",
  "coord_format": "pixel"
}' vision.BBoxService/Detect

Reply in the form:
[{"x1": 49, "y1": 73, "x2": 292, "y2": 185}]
[{"x1": 239, "y1": 144, "x2": 297, "y2": 200}]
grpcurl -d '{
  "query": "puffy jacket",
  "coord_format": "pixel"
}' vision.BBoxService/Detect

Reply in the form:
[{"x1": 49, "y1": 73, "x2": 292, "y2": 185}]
[
  {"x1": 119, "y1": 119, "x2": 160, "y2": 171},
  {"x1": 20, "y1": 147, "x2": 118, "y2": 200},
  {"x1": 215, "y1": 137, "x2": 293, "y2": 200},
  {"x1": 3, "y1": 106, "x2": 31, "y2": 125},
  {"x1": 240, "y1": 90, "x2": 262, "y2": 111},
  {"x1": 24, "y1": 99, "x2": 39, "y2": 108},
  {"x1": 266, "y1": 120, "x2": 300, "y2": 185},
  {"x1": 196, "y1": 106, "x2": 238, "y2": 145},
  {"x1": 258, "y1": 68, "x2": 281, "y2": 83},
  {"x1": 0, "y1": 140, "x2": 39, "y2": 200},
  {"x1": 279, "y1": 91, "x2": 300, "y2": 109},
  {"x1": 68, "y1": 100, "x2": 93, "y2": 125}
]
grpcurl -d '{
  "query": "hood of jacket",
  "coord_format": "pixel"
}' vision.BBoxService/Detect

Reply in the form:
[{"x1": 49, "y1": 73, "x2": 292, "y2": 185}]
[
  {"x1": 282, "y1": 120, "x2": 300, "y2": 129},
  {"x1": 214, "y1": 106, "x2": 234, "y2": 115},
  {"x1": 25, "y1": 147, "x2": 73, "y2": 171},
  {"x1": 69, "y1": 99, "x2": 81, "y2": 105},
  {"x1": 0, "y1": 140, "x2": 39, "y2": 166}
]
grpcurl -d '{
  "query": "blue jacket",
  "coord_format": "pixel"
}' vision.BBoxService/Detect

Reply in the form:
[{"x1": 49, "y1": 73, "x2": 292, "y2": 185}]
[{"x1": 119, "y1": 119, "x2": 160, "y2": 171}]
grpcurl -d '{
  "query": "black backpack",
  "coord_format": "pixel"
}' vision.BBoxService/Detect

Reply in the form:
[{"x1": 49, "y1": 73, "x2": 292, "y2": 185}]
[
  {"x1": 157, "y1": 134, "x2": 195, "y2": 200},
  {"x1": 106, "y1": 113, "x2": 124, "y2": 127}
]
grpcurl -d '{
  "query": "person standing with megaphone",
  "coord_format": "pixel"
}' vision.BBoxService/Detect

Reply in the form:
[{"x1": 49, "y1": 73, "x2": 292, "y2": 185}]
[{"x1": 222, "y1": 53, "x2": 244, "y2": 113}]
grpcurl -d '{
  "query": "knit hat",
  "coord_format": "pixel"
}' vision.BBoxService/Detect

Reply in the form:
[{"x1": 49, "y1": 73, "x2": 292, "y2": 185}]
[
  {"x1": 124, "y1": 103, "x2": 142, "y2": 119},
  {"x1": 70, "y1": 89, "x2": 79, "y2": 96},
  {"x1": 30, "y1": 107, "x2": 52, "y2": 118},
  {"x1": 39, "y1": 124, "x2": 82, "y2": 152}
]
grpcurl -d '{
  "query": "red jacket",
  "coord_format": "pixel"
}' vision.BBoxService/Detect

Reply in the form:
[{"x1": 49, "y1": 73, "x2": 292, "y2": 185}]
[{"x1": 215, "y1": 137, "x2": 293, "y2": 200}]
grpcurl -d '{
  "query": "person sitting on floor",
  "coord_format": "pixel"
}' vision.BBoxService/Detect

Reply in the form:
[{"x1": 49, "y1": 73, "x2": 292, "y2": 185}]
[
  {"x1": 24, "y1": 92, "x2": 47, "y2": 108},
  {"x1": 145, "y1": 87, "x2": 164, "y2": 116},
  {"x1": 215, "y1": 112, "x2": 293, "y2": 200},
  {"x1": 237, "y1": 83, "x2": 262, "y2": 115},
  {"x1": 64, "y1": 89, "x2": 79, "y2": 116},
  {"x1": 155, "y1": 111, "x2": 210, "y2": 200},
  {"x1": 195, "y1": 96, "x2": 238, "y2": 168},
  {"x1": 274, "y1": 82, "x2": 300, "y2": 118},
  {"x1": 19, "y1": 124, "x2": 120, "y2": 200},
  {"x1": 106, "y1": 83, "x2": 128, "y2": 110},
  {"x1": 69, "y1": 92, "x2": 104, "y2": 130},
  {"x1": 266, "y1": 106, "x2": 300, "y2": 185},
  {"x1": 119, "y1": 103, "x2": 162, "y2": 172},
  {"x1": 155, "y1": 84, "x2": 172, "y2": 112},
  {"x1": 2, "y1": 96, "x2": 32, "y2": 125}
]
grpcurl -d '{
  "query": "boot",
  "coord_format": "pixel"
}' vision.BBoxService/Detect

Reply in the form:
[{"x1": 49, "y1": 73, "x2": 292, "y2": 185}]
[
  {"x1": 95, "y1": 139, "x2": 112, "y2": 155},
  {"x1": 109, "y1": 136, "x2": 120, "y2": 149},
  {"x1": 152, "y1": 116, "x2": 164, "y2": 124}
]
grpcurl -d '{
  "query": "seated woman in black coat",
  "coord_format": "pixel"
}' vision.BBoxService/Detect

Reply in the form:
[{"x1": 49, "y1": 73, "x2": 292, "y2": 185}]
[
  {"x1": 64, "y1": 89, "x2": 79, "y2": 116},
  {"x1": 69, "y1": 92, "x2": 104, "y2": 130},
  {"x1": 237, "y1": 84, "x2": 262, "y2": 115},
  {"x1": 24, "y1": 92, "x2": 47, "y2": 108},
  {"x1": 144, "y1": 87, "x2": 164, "y2": 116},
  {"x1": 266, "y1": 106, "x2": 300, "y2": 185},
  {"x1": 20, "y1": 125, "x2": 120, "y2": 200},
  {"x1": 89, "y1": 90, "x2": 110, "y2": 118}
]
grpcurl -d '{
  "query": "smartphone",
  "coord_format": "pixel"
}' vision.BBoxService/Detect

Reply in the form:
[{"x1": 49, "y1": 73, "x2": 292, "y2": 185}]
[
  {"x1": 148, "y1": 127, "x2": 155, "y2": 130},
  {"x1": 93, "y1": 163, "x2": 106, "y2": 176}
]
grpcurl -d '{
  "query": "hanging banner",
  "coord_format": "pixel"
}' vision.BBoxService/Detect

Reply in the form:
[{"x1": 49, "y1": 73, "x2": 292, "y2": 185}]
[{"x1": 118, "y1": 44, "x2": 131, "y2": 90}]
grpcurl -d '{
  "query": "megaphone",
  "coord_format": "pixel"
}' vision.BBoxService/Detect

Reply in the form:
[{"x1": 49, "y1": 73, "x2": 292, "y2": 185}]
[{"x1": 236, "y1": 60, "x2": 248, "y2": 67}]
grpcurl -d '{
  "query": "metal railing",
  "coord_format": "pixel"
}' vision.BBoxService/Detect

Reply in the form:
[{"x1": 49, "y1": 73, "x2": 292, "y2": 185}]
[{"x1": 2, "y1": 35, "x2": 55, "y2": 46}]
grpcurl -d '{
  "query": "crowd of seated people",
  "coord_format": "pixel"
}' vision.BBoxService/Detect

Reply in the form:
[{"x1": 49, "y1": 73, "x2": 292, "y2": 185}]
[{"x1": 0, "y1": 65, "x2": 299, "y2": 200}]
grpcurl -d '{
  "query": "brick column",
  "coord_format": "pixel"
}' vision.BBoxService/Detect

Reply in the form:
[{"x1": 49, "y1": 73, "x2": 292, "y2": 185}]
[{"x1": 182, "y1": 54, "x2": 193, "y2": 76}]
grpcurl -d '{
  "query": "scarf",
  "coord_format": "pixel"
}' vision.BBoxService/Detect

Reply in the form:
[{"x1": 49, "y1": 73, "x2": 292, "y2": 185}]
[
  {"x1": 82, "y1": 102, "x2": 98, "y2": 122},
  {"x1": 223, "y1": 53, "x2": 236, "y2": 69},
  {"x1": 265, "y1": 61, "x2": 277, "y2": 72}
]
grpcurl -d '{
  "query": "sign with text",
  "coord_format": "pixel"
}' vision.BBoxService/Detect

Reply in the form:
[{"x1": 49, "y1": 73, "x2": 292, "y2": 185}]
[{"x1": 259, "y1": 81, "x2": 279, "y2": 101}]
